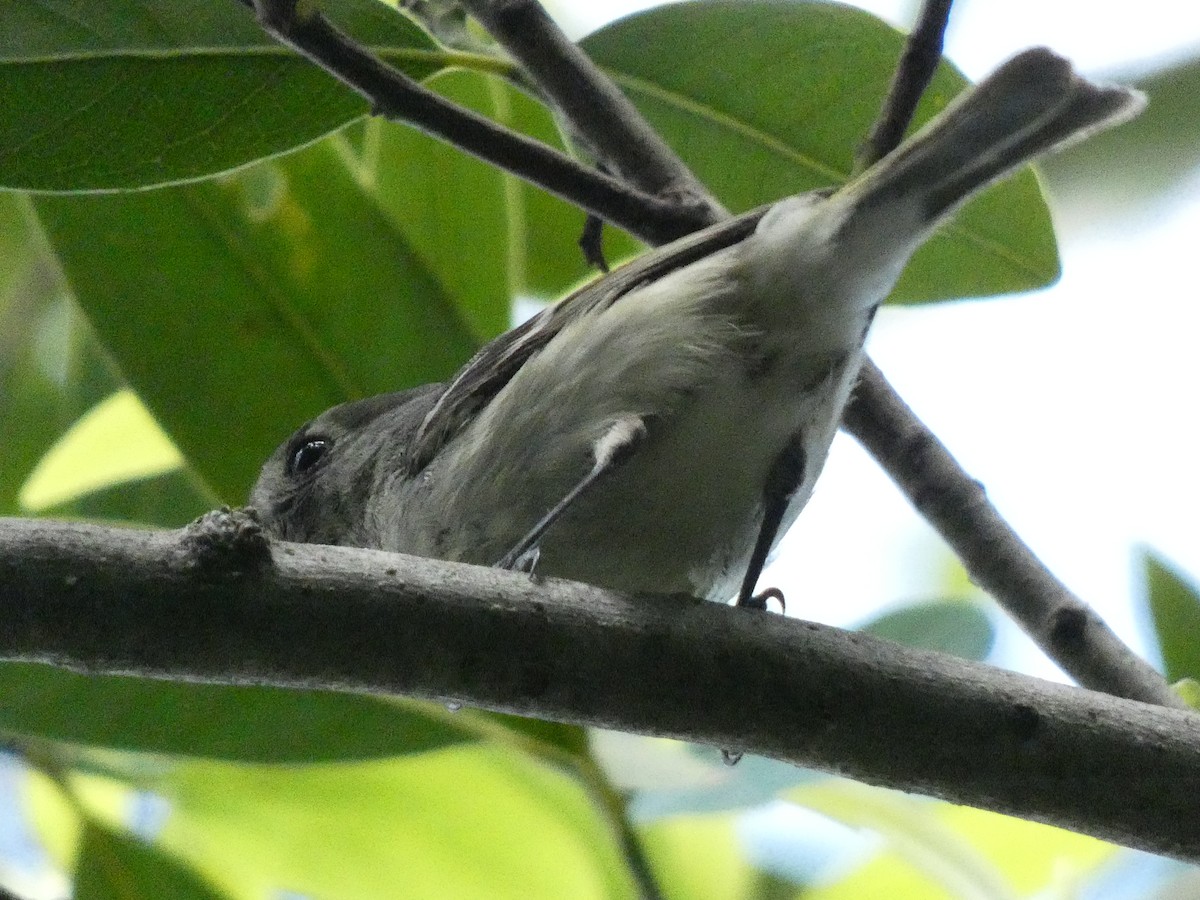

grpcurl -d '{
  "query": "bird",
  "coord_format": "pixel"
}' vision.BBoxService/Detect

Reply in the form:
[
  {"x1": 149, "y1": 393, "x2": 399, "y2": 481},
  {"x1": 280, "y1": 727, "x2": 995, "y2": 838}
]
[{"x1": 249, "y1": 48, "x2": 1142, "y2": 610}]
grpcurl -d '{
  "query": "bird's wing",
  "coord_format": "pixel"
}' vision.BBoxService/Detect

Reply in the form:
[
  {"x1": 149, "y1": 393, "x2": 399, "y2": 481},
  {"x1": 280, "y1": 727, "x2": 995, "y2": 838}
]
[{"x1": 402, "y1": 203, "x2": 777, "y2": 474}]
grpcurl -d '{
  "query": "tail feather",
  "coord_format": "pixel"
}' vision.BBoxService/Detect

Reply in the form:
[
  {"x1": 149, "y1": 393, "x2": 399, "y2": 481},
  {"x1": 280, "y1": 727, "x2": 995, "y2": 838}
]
[{"x1": 844, "y1": 47, "x2": 1145, "y2": 222}]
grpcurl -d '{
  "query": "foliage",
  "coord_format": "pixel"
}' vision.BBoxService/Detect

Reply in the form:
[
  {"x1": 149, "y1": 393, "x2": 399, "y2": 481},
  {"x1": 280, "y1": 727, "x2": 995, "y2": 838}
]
[{"x1": 1, "y1": 0, "x2": 1197, "y2": 897}]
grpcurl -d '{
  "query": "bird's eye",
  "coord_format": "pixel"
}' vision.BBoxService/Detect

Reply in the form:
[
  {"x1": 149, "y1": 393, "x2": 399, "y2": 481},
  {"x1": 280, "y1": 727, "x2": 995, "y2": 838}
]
[{"x1": 288, "y1": 438, "x2": 329, "y2": 476}]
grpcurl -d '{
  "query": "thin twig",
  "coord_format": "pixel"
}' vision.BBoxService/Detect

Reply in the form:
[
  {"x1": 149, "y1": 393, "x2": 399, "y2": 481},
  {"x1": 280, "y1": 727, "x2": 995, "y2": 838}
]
[
  {"x1": 459, "y1": 0, "x2": 727, "y2": 218},
  {"x1": 245, "y1": 0, "x2": 709, "y2": 245},
  {"x1": 2, "y1": 514, "x2": 1199, "y2": 861},
  {"x1": 854, "y1": 0, "x2": 955, "y2": 172}
]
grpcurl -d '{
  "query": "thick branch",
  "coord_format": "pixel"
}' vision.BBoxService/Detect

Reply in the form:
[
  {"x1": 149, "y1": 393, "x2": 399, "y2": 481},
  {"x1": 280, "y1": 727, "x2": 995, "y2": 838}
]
[
  {"x1": 2, "y1": 514, "x2": 1199, "y2": 861},
  {"x1": 843, "y1": 361, "x2": 1186, "y2": 708}
]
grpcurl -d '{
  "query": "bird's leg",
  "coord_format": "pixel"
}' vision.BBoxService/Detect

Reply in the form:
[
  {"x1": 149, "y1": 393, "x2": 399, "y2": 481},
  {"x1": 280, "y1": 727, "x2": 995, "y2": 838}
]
[
  {"x1": 735, "y1": 431, "x2": 807, "y2": 611},
  {"x1": 496, "y1": 415, "x2": 648, "y2": 572}
]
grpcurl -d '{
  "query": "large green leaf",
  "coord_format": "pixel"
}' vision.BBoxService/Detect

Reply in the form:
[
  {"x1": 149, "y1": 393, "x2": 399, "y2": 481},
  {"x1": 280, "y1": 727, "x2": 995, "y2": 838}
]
[
  {"x1": 0, "y1": 0, "x2": 442, "y2": 192},
  {"x1": 0, "y1": 663, "x2": 477, "y2": 762},
  {"x1": 154, "y1": 747, "x2": 640, "y2": 899},
  {"x1": 581, "y1": 0, "x2": 1061, "y2": 303},
  {"x1": 1142, "y1": 550, "x2": 1200, "y2": 683},
  {"x1": 33, "y1": 138, "x2": 479, "y2": 502}
]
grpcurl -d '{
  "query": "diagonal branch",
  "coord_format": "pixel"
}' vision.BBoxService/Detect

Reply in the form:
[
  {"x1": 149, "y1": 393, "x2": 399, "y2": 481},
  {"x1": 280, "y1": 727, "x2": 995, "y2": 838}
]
[
  {"x1": 854, "y1": 0, "x2": 955, "y2": 171},
  {"x1": 2, "y1": 513, "x2": 1199, "y2": 861},
  {"x1": 842, "y1": 360, "x2": 1184, "y2": 706},
  {"x1": 243, "y1": 0, "x2": 710, "y2": 245},
  {"x1": 459, "y1": 0, "x2": 727, "y2": 217}
]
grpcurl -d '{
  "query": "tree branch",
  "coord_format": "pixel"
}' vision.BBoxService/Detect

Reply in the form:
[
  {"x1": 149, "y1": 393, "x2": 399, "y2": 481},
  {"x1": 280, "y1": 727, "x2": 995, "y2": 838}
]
[
  {"x1": 842, "y1": 361, "x2": 1185, "y2": 707},
  {"x1": 2, "y1": 512, "x2": 1199, "y2": 861},
  {"x1": 459, "y1": 0, "x2": 727, "y2": 218},
  {"x1": 244, "y1": 0, "x2": 710, "y2": 245},
  {"x1": 854, "y1": 0, "x2": 955, "y2": 172}
]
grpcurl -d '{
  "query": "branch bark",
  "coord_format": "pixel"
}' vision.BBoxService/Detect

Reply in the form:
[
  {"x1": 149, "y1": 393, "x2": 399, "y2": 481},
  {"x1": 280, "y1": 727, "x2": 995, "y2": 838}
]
[
  {"x1": 459, "y1": 0, "x2": 727, "y2": 218},
  {"x1": 244, "y1": 0, "x2": 711, "y2": 245},
  {"x1": 843, "y1": 360, "x2": 1184, "y2": 708},
  {"x1": 2, "y1": 513, "x2": 1199, "y2": 861},
  {"x1": 854, "y1": 0, "x2": 955, "y2": 172}
]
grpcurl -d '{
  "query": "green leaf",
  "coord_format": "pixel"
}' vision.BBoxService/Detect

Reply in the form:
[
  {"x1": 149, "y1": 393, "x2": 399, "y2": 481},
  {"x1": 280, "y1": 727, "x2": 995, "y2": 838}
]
[
  {"x1": 1, "y1": 0, "x2": 443, "y2": 192},
  {"x1": 0, "y1": 194, "x2": 134, "y2": 515},
  {"x1": 0, "y1": 663, "x2": 476, "y2": 762},
  {"x1": 154, "y1": 747, "x2": 640, "y2": 899},
  {"x1": 19, "y1": 390, "x2": 184, "y2": 512},
  {"x1": 581, "y1": 0, "x2": 1061, "y2": 303},
  {"x1": 791, "y1": 779, "x2": 1113, "y2": 899},
  {"x1": 359, "y1": 69, "x2": 642, "y2": 341},
  {"x1": 49, "y1": 470, "x2": 215, "y2": 530},
  {"x1": 1142, "y1": 550, "x2": 1200, "y2": 682},
  {"x1": 641, "y1": 815, "x2": 756, "y2": 900},
  {"x1": 33, "y1": 138, "x2": 479, "y2": 502},
  {"x1": 861, "y1": 601, "x2": 995, "y2": 662},
  {"x1": 75, "y1": 819, "x2": 228, "y2": 900},
  {"x1": 16, "y1": 382, "x2": 214, "y2": 528}
]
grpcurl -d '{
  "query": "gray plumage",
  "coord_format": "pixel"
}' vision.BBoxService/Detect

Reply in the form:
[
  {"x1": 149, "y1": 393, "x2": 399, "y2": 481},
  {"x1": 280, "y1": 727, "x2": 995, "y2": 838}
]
[{"x1": 250, "y1": 48, "x2": 1142, "y2": 601}]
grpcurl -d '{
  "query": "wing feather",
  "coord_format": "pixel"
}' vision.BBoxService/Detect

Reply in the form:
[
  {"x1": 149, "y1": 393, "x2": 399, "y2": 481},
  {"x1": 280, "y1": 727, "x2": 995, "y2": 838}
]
[{"x1": 402, "y1": 204, "x2": 774, "y2": 473}]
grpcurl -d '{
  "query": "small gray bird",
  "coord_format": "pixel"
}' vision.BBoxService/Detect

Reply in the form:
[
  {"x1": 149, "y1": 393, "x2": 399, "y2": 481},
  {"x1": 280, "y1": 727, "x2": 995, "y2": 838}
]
[{"x1": 250, "y1": 48, "x2": 1141, "y2": 607}]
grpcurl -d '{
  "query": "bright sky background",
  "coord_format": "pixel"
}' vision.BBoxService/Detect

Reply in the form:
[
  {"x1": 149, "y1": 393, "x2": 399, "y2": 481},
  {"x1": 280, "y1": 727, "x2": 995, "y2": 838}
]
[{"x1": 559, "y1": 0, "x2": 1200, "y2": 680}]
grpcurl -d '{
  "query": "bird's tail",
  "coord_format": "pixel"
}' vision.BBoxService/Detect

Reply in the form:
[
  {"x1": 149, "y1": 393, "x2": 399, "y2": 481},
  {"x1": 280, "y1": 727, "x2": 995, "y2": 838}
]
[{"x1": 839, "y1": 47, "x2": 1144, "y2": 224}]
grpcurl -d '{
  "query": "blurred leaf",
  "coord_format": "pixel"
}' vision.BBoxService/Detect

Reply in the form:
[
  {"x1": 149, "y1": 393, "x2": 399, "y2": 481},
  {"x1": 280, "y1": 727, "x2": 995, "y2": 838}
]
[
  {"x1": 19, "y1": 390, "x2": 184, "y2": 512},
  {"x1": 592, "y1": 730, "x2": 821, "y2": 823},
  {"x1": 75, "y1": 819, "x2": 227, "y2": 900},
  {"x1": 1042, "y1": 54, "x2": 1200, "y2": 216},
  {"x1": 581, "y1": 0, "x2": 1060, "y2": 303},
  {"x1": 33, "y1": 138, "x2": 479, "y2": 502},
  {"x1": 1174, "y1": 678, "x2": 1200, "y2": 711},
  {"x1": 1142, "y1": 550, "x2": 1200, "y2": 682},
  {"x1": 0, "y1": 0, "x2": 443, "y2": 192},
  {"x1": 791, "y1": 779, "x2": 1113, "y2": 900},
  {"x1": 155, "y1": 747, "x2": 639, "y2": 899},
  {"x1": 0, "y1": 663, "x2": 477, "y2": 762},
  {"x1": 0, "y1": 191, "x2": 39, "y2": 302},
  {"x1": 641, "y1": 814, "x2": 757, "y2": 900},
  {"x1": 861, "y1": 601, "x2": 995, "y2": 662},
  {"x1": 0, "y1": 195, "x2": 131, "y2": 515},
  {"x1": 23, "y1": 765, "x2": 88, "y2": 876},
  {"x1": 632, "y1": 753, "x2": 819, "y2": 822},
  {"x1": 485, "y1": 711, "x2": 590, "y2": 759}
]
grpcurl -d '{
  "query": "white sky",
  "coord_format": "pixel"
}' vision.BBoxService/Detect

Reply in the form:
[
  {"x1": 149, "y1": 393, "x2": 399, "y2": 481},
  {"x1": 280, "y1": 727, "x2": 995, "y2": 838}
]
[{"x1": 560, "y1": 0, "x2": 1200, "y2": 678}]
